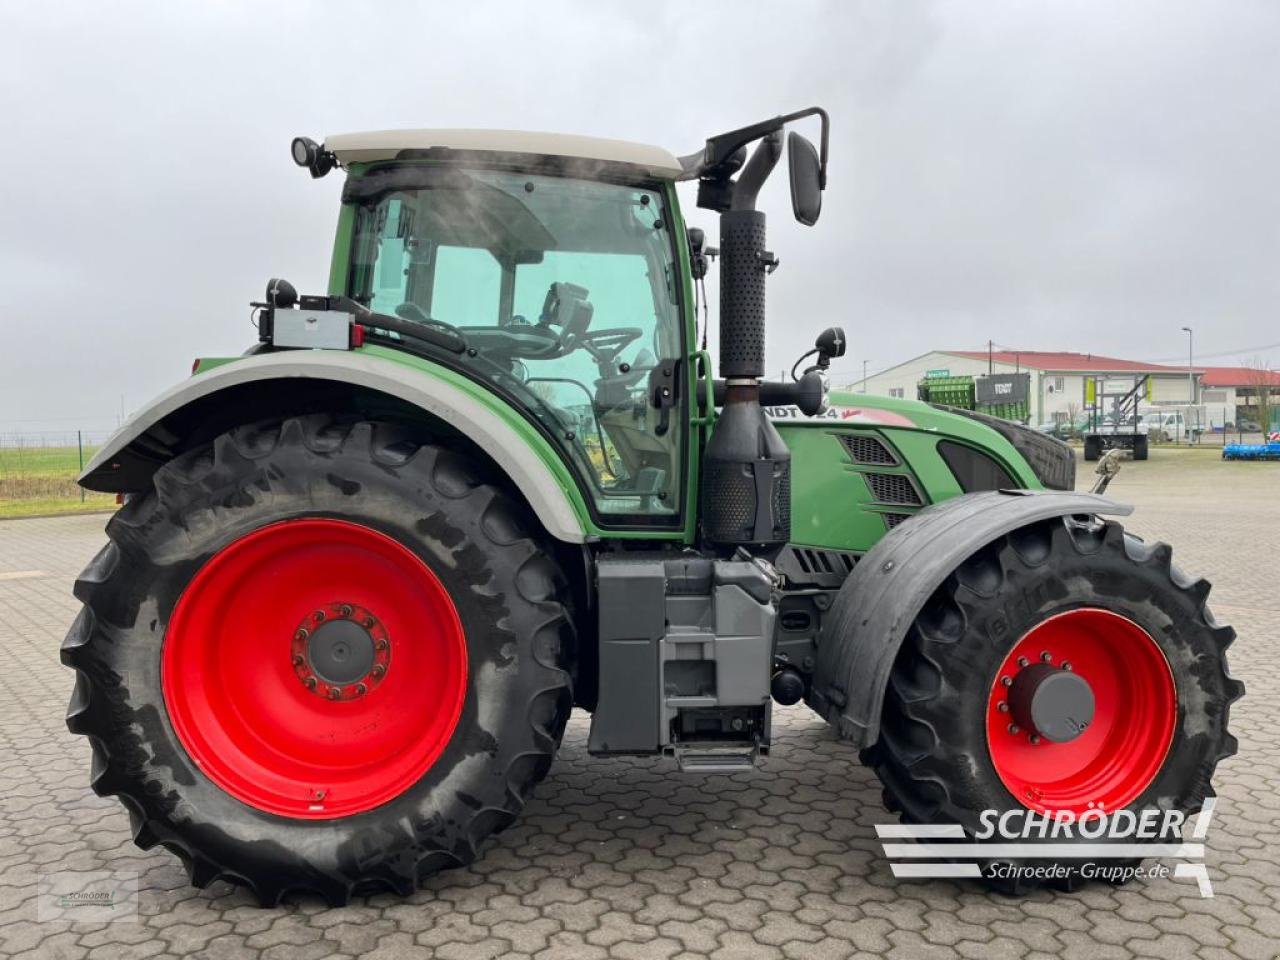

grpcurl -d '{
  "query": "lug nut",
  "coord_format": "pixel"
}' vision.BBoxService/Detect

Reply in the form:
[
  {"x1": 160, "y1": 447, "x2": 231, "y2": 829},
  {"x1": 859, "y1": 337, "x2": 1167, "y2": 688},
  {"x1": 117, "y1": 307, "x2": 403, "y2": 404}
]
[
  {"x1": 292, "y1": 654, "x2": 304, "y2": 666},
  {"x1": 1001, "y1": 676, "x2": 1012, "y2": 687},
  {"x1": 355, "y1": 682, "x2": 367, "y2": 696},
  {"x1": 340, "y1": 604, "x2": 353, "y2": 617},
  {"x1": 295, "y1": 628, "x2": 309, "y2": 641},
  {"x1": 304, "y1": 677, "x2": 317, "y2": 689},
  {"x1": 1040, "y1": 651, "x2": 1052, "y2": 662},
  {"x1": 1007, "y1": 723, "x2": 1020, "y2": 735},
  {"x1": 376, "y1": 639, "x2": 389, "y2": 652},
  {"x1": 1017, "y1": 656, "x2": 1029, "y2": 668},
  {"x1": 372, "y1": 664, "x2": 385, "y2": 677},
  {"x1": 997, "y1": 702, "x2": 1009, "y2": 713},
  {"x1": 1062, "y1": 661, "x2": 1073, "y2": 672},
  {"x1": 1029, "y1": 734, "x2": 1041, "y2": 745},
  {"x1": 328, "y1": 688, "x2": 341, "y2": 700},
  {"x1": 364, "y1": 617, "x2": 375, "y2": 628}
]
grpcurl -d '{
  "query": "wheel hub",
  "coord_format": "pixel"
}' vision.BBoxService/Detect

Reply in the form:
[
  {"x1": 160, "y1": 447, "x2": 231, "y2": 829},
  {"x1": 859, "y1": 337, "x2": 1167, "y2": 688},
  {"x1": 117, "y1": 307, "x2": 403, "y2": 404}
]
[
  {"x1": 308, "y1": 620, "x2": 374, "y2": 684},
  {"x1": 985, "y1": 607, "x2": 1176, "y2": 814},
  {"x1": 291, "y1": 602, "x2": 390, "y2": 701},
  {"x1": 1007, "y1": 662, "x2": 1094, "y2": 743}
]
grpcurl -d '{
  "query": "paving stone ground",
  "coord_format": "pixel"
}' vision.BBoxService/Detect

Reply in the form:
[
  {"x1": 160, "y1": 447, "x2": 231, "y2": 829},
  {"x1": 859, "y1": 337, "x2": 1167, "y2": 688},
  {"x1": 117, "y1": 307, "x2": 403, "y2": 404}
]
[{"x1": 0, "y1": 447, "x2": 1276, "y2": 959}]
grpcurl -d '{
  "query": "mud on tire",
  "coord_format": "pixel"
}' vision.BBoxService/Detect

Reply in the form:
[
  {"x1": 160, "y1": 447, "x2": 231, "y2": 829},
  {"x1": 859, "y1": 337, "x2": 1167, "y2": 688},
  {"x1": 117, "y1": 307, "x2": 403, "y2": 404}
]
[{"x1": 62, "y1": 416, "x2": 575, "y2": 905}]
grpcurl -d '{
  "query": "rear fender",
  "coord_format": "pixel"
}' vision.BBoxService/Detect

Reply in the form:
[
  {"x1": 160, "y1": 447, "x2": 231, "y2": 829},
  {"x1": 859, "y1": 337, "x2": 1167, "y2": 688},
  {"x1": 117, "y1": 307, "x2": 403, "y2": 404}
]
[
  {"x1": 80, "y1": 351, "x2": 589, "y2": 544},
  {"x1": 806, "y1": 490, "x2": 1132, "y2": 748}
]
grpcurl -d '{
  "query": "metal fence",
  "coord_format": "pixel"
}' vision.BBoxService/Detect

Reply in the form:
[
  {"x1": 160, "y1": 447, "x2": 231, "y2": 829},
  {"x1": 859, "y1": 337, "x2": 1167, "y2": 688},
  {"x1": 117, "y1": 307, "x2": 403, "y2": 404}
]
[
  {"x1": 0, "y1": 431, "x2": 117, "y2": 516},
  {"x1": 1153, "y1": 404, "x2": 1278, "y2": 447}
]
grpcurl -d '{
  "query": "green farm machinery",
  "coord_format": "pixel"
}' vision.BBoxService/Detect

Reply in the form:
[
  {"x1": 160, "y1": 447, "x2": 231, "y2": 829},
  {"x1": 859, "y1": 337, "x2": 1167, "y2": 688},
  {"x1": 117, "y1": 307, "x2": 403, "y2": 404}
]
[
  {"x1": 64, "y1": 111, "x2": 1240, "y2": 903},
  {"x1": 917, "y1": 371, "x2": 1032, "y2": 423}
]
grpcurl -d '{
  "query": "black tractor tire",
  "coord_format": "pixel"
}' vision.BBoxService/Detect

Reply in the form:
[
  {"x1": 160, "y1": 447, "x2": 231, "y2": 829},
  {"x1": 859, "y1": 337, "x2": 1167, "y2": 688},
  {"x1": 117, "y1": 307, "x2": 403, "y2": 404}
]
[
  {"x1": 1082, "y1": 436, "x2": 1102, "y2": 461},
  {"x1": 866, "y1": 515, "x2": 1242, "y2": 894},
  {"x1": 62, "y1": 416, "x2": 575, "y2": 905},
  {"x1": 1133, "y1": 435, "x2": 1150, "y2": 461}
]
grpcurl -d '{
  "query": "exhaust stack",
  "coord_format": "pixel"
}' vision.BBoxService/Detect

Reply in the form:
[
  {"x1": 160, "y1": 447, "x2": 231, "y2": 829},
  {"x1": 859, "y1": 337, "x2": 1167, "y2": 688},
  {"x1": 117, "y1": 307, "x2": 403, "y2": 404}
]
[{"x1": 701, "y1": 131, "x2": 792, "y2": 553}]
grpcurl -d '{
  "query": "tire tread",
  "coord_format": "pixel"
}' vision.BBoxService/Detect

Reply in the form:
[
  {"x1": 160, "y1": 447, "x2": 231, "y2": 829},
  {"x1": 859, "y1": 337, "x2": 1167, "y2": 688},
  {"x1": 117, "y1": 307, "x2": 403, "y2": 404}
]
[{"x1": 62, "y1": 415, "x2": 574, "y2": 905}]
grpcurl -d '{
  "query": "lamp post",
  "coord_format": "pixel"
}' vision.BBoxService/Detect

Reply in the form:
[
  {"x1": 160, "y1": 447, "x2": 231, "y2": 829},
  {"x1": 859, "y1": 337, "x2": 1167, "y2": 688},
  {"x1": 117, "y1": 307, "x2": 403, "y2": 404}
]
[
  {"x1": 1181, "y1": 326, "x2": 1194, "y2": 444},
  {"x1": 862, "y1": 359, "x2": 869, "y2": 393}
]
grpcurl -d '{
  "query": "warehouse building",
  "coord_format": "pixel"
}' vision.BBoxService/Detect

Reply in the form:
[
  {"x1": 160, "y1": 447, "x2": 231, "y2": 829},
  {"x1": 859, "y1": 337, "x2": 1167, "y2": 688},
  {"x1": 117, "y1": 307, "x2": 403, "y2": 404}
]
[
  {"x1": 1198, "y1": 367, "x2": 1280, "y2": 422},
  {"x1": 846, "y1": 350, "x2": 1201, "y2": 424}
]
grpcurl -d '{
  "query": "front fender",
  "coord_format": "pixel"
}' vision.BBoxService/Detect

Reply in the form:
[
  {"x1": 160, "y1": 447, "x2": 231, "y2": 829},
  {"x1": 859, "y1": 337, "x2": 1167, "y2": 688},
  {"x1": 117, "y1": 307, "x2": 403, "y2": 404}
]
[
  {"x1": 806, "y1": 490, "x2": 1132, "y2": 747},
  {"x1": 81, "y1": 350, "x2": 589, "y2": 544}
]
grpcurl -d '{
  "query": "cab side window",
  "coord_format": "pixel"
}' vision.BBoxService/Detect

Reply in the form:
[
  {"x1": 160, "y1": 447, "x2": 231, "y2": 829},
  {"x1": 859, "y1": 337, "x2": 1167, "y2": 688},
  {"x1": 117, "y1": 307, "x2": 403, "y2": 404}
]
[{"x1": 348, "y1": 171, "x2": 685, "y2": 524}]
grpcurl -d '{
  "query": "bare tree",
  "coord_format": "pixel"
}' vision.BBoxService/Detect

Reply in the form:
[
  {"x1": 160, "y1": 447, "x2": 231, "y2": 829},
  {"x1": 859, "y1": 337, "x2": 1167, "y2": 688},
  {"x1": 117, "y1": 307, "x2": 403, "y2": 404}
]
[{"x1": 1244, "y1": 358, "x2": 1276, "y2": 438}]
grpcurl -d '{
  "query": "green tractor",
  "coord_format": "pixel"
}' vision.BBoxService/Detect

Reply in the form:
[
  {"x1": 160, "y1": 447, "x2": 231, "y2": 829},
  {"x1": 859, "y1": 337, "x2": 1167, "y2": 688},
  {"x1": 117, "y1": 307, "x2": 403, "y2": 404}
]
[{"x1": 65, "y1": 110, "x2": 1240, "y2": 904}]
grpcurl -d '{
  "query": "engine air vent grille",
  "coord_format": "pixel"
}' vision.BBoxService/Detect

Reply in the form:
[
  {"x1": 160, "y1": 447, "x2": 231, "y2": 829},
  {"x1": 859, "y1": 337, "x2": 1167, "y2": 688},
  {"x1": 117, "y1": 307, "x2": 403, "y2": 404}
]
[
  {"x1": 882, "y1": 512, "x2": 913, "y2": 530},
  {"x1": 863, "y1": 472, "x2": 924, "y2": 505},
  {"x1": 792, "y1": 547, "x2": 857, "y2": 576},
  {"x1": 776, "y1": 545, "x2": 859, "y2": 587},
  {"x1": 837, "y1": 434, "x2": 897, "y2": 465}
]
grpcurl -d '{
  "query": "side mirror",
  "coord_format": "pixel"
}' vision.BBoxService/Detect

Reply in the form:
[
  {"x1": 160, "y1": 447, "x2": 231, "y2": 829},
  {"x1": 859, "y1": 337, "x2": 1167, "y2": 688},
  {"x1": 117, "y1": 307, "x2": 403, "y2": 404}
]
[{"x1": 787, "y1": 131, "x2": 823, "y2": 226}]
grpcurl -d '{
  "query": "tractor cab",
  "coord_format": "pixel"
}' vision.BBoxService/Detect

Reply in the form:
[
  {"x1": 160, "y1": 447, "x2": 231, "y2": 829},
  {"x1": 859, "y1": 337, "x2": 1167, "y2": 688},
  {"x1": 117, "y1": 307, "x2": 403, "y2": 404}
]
[{"x1": 335, "y1": 146, "x2": 689, "y2": 520}]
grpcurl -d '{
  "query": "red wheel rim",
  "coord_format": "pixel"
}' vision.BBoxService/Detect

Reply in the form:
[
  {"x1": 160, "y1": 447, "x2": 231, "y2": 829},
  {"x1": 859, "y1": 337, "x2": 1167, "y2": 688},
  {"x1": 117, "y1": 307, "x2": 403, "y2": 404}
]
[
  {"x1": 162, "y1": 518, "x2": 467, "y2": 819},
  {"x1": 986, "y1": 608, "x2": 1176, "y2": 815}
]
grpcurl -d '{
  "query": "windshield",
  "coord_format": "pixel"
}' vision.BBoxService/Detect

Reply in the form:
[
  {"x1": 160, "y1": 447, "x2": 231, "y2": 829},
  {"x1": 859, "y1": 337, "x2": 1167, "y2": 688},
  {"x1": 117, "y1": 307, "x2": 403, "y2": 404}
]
[{"x1": 346, "y1": 166, "x2": 685, "y2": 522}]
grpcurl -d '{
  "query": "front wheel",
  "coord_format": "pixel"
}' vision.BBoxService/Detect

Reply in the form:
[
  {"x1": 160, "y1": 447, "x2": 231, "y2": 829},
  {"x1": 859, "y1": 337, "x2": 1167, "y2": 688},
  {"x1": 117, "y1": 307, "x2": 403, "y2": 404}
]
[
  {"x1": 62, "y1": 417, "x2": 575, "y2": 904},
  {"x1": 868, "y1": 516, "x2": 1242, "y2": 893}
]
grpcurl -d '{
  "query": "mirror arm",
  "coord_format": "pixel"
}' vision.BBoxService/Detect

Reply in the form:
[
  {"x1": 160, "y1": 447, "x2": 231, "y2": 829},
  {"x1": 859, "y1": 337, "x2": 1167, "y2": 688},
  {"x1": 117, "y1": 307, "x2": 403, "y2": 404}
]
[{"x1": 696, "y1": 106, "x2": 830, "y2": 187}]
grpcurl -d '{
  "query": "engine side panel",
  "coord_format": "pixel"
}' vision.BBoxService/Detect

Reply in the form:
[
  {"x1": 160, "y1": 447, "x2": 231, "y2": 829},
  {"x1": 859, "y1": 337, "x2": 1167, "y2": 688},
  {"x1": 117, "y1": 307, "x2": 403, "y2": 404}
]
[{"x1": 771, "y1": 393, "x2": 1045, "y2": 556}]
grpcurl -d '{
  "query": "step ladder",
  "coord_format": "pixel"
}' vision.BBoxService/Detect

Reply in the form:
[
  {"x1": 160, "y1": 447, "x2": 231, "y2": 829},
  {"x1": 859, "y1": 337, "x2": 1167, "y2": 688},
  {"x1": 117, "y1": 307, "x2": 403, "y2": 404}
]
[{"x1": 670, "y1": 741, "x2": 761, "y2": 773}]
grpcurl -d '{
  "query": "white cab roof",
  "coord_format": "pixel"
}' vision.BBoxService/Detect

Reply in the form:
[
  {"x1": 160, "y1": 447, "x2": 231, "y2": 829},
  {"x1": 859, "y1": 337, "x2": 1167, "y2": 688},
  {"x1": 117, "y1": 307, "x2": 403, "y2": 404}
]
[{"x1": 324, "y1": 128, "x2": 684, "y2": 179}]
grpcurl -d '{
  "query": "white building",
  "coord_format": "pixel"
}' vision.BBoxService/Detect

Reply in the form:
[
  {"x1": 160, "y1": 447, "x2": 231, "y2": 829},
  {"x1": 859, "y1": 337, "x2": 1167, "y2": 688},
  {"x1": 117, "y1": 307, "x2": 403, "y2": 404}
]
[
  {"x1": 845, "y1": 350, "x2": 1202, "y2": 424},
  {"x1": 1199, "y1": 367, "x2": 1280, "y2": 412}
]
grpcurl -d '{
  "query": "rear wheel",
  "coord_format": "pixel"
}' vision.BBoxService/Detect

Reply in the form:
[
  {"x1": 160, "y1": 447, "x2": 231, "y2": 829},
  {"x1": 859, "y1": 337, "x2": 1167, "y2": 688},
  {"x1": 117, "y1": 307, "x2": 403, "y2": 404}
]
[
  {"x1": 1133, "y1": 435, "x2": 1149, "y2": 460},
  {"x1": 1083, "y1": 436, "x2": 1101, "y2": 461},
  {"x1": 868, "y1": 516, "x2": 1241, "y2": 893},
  {"x1": 62, "y1": 417, "x2": 575, "y2": 904}
]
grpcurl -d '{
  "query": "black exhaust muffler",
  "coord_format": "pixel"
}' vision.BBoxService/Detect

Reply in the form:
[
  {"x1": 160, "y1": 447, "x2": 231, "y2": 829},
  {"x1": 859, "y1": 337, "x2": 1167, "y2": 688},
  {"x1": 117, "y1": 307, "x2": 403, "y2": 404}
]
[{"x1": 702, "y1": 133, "x2": 791, "y2": 553}]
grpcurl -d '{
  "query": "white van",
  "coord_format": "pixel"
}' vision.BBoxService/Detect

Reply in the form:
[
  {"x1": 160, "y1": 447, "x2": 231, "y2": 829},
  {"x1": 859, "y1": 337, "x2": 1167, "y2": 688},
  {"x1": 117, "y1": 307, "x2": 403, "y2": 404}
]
[{"x1": 1137, "y1": 407, "x2": 1206, "y2": 441}]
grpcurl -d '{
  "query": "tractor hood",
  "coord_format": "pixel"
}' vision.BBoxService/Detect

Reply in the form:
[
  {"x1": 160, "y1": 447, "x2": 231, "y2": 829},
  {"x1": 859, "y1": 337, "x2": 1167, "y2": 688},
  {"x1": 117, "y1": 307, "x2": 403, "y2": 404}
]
[{"x1": 769, "y1": 391, "x2": 1078, "y2": 556}]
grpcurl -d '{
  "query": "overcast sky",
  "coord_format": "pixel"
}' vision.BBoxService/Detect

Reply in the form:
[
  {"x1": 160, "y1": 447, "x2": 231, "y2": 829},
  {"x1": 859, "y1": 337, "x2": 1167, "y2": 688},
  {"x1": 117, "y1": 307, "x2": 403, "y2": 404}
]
[{"x1": 2, "y1": 1, "x2": 1277, "y2": 436}]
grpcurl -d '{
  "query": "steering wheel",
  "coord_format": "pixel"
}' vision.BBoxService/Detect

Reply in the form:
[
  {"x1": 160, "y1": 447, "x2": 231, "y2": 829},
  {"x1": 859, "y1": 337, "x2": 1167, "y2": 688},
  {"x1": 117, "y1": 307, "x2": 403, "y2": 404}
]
[{"x1": 394, "y1": 302, "x2": 460, "y2": 335}]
